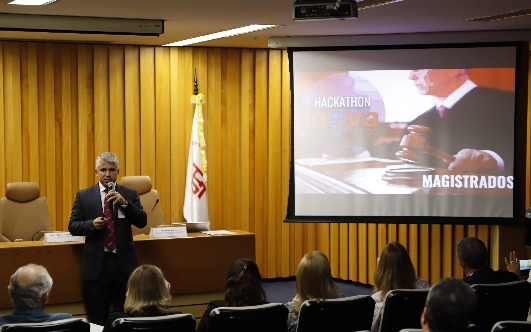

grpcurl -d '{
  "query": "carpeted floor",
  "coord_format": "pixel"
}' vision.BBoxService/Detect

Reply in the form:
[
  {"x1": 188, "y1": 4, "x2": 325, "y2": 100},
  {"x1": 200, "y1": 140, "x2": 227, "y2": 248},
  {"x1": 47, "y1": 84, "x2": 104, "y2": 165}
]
[{"x1": 262, "y1": 277, "x2": 374, "y2": 303}]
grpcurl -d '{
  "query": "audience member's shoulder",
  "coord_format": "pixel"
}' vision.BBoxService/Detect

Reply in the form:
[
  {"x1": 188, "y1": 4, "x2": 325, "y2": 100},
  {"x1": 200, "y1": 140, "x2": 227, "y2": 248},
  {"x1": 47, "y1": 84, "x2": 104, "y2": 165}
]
[
  {"x1": 284, "y1": 301, "x2": 297, "y2": 312},
  {"x1": 464, "y1": 267, "x2": 519, "y2": 285},
  {"x1": 207, "y1": 299, "x2": 224, "y2": 308},
  {"x1": 463, "y1": 266, "x2": 495, "y2": 285},
  {"x1": 495, "y1": 269, "x2": 520, "y2": 283},
  {"x1": 462, "y1": 275, "x2": 475, "y2": 285},
  {"x1": 202, "y1": 299, "x2": 224, "y2": 316},
  {"x1": 371, "y1": 290, "x2": 384, "y2": 303},
  {"x1": 103, "y1": 312, "x2": 128, "y2": 332},
  {"x1": 0, "y1": 315, "x2": 10, "y2": 326},
  {"x1": 108, "y1": 311, "x2": 128, "y2": 322},
  {"x1": 50, "y1": 313, "x2": 73, "y2": 321},
  {"x1": 0, "y1": 313, "x2": 72, "y2": 327},
  {"x1": 415, "y1": 278, "x2": 430, "y2": 289},
  {"x1": 166, "y1": 310, "x2": 183, "y2": 315}
]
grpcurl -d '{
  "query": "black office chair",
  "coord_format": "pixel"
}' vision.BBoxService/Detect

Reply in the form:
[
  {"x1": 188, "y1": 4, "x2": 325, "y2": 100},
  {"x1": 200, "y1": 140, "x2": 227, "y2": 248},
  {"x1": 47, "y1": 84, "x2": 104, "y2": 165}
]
[
  {"x1": 296, "y1": 295, "x2": 375, "y2": 332},
  {"x1": 378, "y1": 288, "x2": 430, "y2": 332},
  {"x1": 491, "y1": 320, "x2": 531, "y2": 332},
  {"x1": 0, "y1": 318, "x2": 90, "y2": 332},
  {"x1": 207, "y1": 303, "x2": 288, "y2": 332},
  {"x1": 399, "y1": 325, "x2": 481, "y2": 332},
  {"x1": 111, "y1": 313, "x2": 196, "y2": 332},
  {"x1": 471, "y1": 280, "x2": 531, "y2": 332}
]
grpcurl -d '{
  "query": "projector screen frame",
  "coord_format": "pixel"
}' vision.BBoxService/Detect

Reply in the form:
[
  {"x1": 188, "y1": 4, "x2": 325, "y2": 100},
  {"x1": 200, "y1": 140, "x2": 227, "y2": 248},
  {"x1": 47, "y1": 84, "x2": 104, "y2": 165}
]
[{"x1": 285, "y1": 41, "x2": 529, "y2": 225}]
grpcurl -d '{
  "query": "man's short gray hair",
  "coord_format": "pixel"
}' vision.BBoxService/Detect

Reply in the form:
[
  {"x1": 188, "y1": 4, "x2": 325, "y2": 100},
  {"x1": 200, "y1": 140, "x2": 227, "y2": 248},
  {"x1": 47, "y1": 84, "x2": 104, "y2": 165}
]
[
  {"x1": 95, "y1": 152, "x2": 119, "y2": 170},
  {"x1": 8, "y1": 264, "x2": 53, "y2": 309}
]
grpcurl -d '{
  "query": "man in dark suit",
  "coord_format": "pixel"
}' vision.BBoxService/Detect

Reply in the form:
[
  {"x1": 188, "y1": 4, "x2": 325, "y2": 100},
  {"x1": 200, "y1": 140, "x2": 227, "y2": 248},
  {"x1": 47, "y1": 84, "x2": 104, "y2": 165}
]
[
  {"x1": 68, "y1": 152, "x2": 147, "y2": 325},
  {"x1": 408, "y1": 69, "x2": 514, "y2": 174},
  {"x1": 457, "y1": 237, "x2": 518, "y2": 285},
  {"x1": 0, "y1": 264, "x2": 72, "y2": 326}
]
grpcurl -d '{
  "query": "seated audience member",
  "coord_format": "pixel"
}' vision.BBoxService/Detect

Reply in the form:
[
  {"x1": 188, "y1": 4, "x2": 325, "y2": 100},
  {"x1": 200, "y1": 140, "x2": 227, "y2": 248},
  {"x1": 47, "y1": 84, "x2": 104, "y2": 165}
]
[
  {"x1": 371, "y1": 242, "x2": 430, "y2": 332},
  {"x1": 284, "y1": 251, "x2": 341, "y2": 332},
  {"x1": 421, "y1": 278, "x2": 477, "y2": 332},
  {"x1": 457, "y1": 237, "x2": 518, "y2": 284},
  {"x1": 103, "y1": 265, "x2": 179, "y2": 332},
  {"x1": 504, "y1": 250, "x2": 531, "y2": 320},
  {"x1": 0, "y1": 264, "x2": 72, "y2": 326},
  {"x1": 505, "y1": 250, "x2": 528, "y2": 280},
  {"x1": 196, "y1": 258, "x2": 268, "y2": 332}
]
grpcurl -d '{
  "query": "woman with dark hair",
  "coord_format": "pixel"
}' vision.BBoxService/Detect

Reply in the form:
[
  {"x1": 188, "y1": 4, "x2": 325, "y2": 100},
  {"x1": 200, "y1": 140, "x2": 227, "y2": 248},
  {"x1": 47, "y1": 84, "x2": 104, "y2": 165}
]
[
  {"x1": 102, "y1": 265, "x2": 179, "y2": 332},
  {"x1": 284, "y1": 251, "x2": 341, "y2": 332},
  {"x1": 371, "y1": 242, "x2": 429, "y2": 332},
  {"x1": 197, "y1": 258, "x2": 268, "y2": 332}
]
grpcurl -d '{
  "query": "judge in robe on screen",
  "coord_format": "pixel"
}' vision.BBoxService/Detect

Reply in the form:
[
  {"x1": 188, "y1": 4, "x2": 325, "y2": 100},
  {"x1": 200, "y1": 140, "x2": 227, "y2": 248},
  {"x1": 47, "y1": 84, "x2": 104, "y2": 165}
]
[{"x1": 404, "y1": 68, "x2": 514, "y2": 174}]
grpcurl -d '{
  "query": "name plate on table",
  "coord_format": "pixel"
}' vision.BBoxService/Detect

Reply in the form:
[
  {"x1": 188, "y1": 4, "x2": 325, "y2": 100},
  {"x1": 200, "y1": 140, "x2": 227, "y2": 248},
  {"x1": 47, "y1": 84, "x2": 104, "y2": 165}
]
[
  {"x1": 44, "y1": 232, "x2": 84, "y2": 243},
  {"x1": 149, "y1": 226, "x2": 188, "y2": 239}
]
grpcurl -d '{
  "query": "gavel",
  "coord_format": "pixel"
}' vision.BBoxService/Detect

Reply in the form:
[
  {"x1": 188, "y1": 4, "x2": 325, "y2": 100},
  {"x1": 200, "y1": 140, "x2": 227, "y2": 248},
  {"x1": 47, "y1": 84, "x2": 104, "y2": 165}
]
[{"x1": 395, "y1": 125, "x2": 455, "y2": 165}]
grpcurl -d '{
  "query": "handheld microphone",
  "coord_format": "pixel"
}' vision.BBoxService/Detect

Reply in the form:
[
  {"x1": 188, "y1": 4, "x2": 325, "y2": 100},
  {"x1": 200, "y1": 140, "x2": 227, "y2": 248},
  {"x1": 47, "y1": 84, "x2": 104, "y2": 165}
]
[
  {"x1": 107, "y1": 181, "x2": 116, "y2": 212},
  {"x1": 148, "y1": 199, "x2": 160, "y2": 215}
]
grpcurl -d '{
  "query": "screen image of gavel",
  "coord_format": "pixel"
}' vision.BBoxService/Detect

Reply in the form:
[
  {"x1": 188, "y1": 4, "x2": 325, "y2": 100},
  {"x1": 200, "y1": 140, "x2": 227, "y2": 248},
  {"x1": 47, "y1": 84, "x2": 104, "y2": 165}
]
[{"x1": 395, "y1": 125, "x2": 455, "y2": 165}]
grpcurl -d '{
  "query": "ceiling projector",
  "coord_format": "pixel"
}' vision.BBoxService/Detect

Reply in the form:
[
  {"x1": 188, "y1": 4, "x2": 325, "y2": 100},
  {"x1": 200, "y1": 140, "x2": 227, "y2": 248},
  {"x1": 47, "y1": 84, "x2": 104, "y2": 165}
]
[{"x1": 293, "y1": 0, "x2": 358, "y2": 20}]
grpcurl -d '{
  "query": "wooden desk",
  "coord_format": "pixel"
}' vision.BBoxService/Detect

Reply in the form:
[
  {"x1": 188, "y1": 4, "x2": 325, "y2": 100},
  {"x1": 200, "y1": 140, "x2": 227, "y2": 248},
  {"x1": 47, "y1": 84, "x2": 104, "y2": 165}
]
[{"x1": 0, "y1": 231, "x2": 255, "y2": 309}]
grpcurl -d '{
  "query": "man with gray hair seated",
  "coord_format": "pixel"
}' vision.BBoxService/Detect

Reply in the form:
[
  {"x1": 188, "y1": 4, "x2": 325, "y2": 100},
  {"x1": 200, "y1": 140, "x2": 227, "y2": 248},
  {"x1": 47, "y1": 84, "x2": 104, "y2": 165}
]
[
  {"x1": 0, "y1": 264, "x2": 72, "y2": 326},
  {"x1": 421, "y1": 278, "x2": 477, "y2": 332}
]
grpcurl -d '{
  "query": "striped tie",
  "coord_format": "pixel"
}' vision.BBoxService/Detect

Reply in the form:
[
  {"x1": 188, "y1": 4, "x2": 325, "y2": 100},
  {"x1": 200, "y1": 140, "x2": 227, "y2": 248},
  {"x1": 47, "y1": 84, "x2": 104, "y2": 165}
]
[{"x1": 104, "y1": 189, "x2": 116, "y2": 251}]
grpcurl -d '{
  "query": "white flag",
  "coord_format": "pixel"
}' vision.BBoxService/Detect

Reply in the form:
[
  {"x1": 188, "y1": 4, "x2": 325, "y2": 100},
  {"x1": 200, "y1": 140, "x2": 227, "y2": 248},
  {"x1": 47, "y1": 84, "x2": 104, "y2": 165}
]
[{"x1": 183, "y1": 94, "x2": 209, "y2": 222}]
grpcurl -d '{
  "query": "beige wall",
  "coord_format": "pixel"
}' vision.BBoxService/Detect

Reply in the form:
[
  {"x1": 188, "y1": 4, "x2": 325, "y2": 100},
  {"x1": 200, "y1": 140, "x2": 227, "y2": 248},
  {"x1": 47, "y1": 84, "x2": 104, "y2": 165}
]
[{"x1": 0, "y1": 41, "x2": 529, "y2": 284}]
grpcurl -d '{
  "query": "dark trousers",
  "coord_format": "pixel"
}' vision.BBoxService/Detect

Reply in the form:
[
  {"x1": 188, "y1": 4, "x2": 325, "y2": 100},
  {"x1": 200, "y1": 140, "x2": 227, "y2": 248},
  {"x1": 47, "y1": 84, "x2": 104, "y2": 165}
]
[{"x1": 83, "y1": 252, "x2": 128, "y2": 326}]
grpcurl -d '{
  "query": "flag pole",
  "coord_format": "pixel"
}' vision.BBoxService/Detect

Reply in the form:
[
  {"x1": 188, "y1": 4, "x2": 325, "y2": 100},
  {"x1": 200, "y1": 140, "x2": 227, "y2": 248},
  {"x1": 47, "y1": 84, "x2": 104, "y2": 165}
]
[
  {"x1": 194, "y1": 68, "x2": 198, "y2": 96},
  {"x1": 191, "y1": 68, "x2": 200, "y2": 103},
  {"x1": 183, "y1": 68, "x2": 210, "y2": 224}
]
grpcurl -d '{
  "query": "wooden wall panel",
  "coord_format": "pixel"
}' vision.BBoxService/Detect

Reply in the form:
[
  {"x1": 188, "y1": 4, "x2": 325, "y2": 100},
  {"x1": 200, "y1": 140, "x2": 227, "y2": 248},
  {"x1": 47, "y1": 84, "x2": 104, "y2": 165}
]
[
  {"x1": 124, "y1": 46, "x2": 141, "y2": 177},
  {"x1": 59, "y1": 44, "x2": 74, "y2": 230},
  {"x1": 154, "y1": 47, "x2": 171, "y2": 221},
  {"x1": 76, "y1": 44, "x2": 93, "y2": 190},
  {"x1": 43, "y1": 43, "x2": 57, "y2": 226},
  {"x1": 528, "y1": 52, "x2": 531, "y2": 210},
  {"x1": 139, "y1": 47, "x2": 156, "y2": 178},
  {"x1": 0, "y1": 42, "x2": 528, "y2": 287},
  {"x1": 0, "y1": 44, "x2": 4, "y2": 198},
  {"x1": 281, "y1": 50, "x2": 292, "y2": 277}
]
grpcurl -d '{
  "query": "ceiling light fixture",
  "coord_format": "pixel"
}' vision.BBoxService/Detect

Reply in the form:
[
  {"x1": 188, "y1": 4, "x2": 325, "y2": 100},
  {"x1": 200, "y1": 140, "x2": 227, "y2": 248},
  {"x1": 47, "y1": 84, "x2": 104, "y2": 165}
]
[
  {"x1": 464, "y1": 8, "x2": 531, "y2": 22},
  {"x1": 5, "y1": 0, "x2": 59, "y2": 5},
  {"x1": 0, "y1": 13, "x2": 164, "y2": 35},
  {"x1": 163, "y1": 24, "x2": 280, "y2": 47},
  {"x1": 356, "y1": 0, "x2": 403, "y2": 10}
]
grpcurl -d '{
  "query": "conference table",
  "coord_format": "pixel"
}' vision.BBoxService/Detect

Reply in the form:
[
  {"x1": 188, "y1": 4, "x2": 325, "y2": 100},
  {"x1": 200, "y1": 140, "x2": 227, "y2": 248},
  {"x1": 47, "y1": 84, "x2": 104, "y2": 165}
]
[{"x1": 0, "y1": 230, "x2": 255, "y2": 309}]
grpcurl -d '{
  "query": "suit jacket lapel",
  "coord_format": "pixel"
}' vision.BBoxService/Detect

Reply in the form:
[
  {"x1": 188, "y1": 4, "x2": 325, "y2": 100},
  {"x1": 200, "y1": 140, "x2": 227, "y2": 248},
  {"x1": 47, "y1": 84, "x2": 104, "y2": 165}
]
[
  {"x1": 91, "y1": 184, "x2": 105, "y2": 216},
  {"x1": 113, "y1": 184, "x2": 126, "y2": 219}
]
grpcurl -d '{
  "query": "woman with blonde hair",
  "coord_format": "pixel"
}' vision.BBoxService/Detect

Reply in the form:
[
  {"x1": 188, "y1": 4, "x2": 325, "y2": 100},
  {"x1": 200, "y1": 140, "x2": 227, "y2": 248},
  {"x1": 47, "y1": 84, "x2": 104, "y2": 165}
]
[
  {"x1": 284, "y1": 251, "x2": 341, "y2": 332},
  {"x1": 371, "y1": 242, "x2": 429, "y2": 332},
  {"x1": 103, "y1": 265, "x2": 178, "y2": 331}
]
